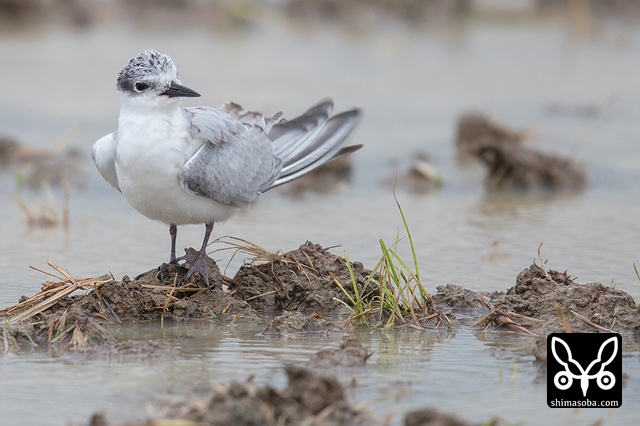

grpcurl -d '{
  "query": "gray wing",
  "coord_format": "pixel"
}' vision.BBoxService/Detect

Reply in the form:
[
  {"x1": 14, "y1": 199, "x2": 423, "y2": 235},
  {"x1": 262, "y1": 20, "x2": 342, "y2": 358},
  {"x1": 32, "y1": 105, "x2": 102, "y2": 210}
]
[
  {"x1": 92, "y1": 132, "x2": 120, "y2": 191},
  {"x1": 179, "y1": 106, "x2": 281, "y2": 208},
  {"x1": 267, "y1": 99, "x2": 362, "y2": 188}
]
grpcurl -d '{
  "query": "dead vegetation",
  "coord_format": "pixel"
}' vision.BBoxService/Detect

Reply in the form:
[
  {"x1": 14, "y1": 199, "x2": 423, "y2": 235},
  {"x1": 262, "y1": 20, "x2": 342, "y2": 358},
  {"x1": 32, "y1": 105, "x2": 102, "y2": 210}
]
[
  {"x1": 0, "y1": 262, "x2": 113, "y2": 351},
  {"x1": 2, "y1": 181, "x2": 70, "y2": 229},
  {"x1": 0, "y1": 124, "x2": 86, "y2": 189}
]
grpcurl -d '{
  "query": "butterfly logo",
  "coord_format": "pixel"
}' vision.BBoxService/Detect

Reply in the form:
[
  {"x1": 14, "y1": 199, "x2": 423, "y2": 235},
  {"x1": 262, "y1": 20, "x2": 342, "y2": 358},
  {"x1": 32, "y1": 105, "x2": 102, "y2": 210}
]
[{"x1": 551, "y1": 335, "x2": 617, "y2": 397}]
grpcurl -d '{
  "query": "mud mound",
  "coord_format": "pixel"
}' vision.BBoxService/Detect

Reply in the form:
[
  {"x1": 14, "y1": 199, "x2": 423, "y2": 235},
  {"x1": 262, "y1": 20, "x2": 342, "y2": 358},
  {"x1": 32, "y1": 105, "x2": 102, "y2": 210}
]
[
  {"x1": 477, "y1": 142, "x2": 586, "y2": 191},
  {"x1": 380, "y1": 151, "x2": 442, "y2": 193},
  {"x1": 89, "y1": 365, "x2": 368, "y2": 426},
  {"x1": 306, "y1": 338, "x2": 371, "y2": 368},
  {"x1": 491, "y1": 263, "x2": 640, "y2": 335},
  {"x1": 432, "y1": 284, "x2": 493, "y2": 309},
  {"x1": 229, "y1": 242, "x2": 371, "y2": 314},
  {"x1": 456, "y1": 113, "x2": 522, "y2": 160},
  {"x1": 72, "y1": 252, "x2": 251, "y2": 323},
  {"x1": 275, "y1": 155, "x2": 356, "y2": 195},
  {"x1": 431, "y1": 265, "x2": 640, "y2": 339},
  {"x1": 1, "y1": 243, "x2": 370, "y2": 351},
  {"x1": 456, "y1": 113, "x2": 586, "y2": 191},
  {"x1": 404, "y1": 408, "x2": 470, "y2": 426},
  {"x1": 262, "y1": 310, "x2": 335, "y2": 336},
  {"x1": 0, "y1": 250, "x2": 251, "y2": 350},
  {"x1": 11, "y1": 296, "x2": 117, "y2": 348}
]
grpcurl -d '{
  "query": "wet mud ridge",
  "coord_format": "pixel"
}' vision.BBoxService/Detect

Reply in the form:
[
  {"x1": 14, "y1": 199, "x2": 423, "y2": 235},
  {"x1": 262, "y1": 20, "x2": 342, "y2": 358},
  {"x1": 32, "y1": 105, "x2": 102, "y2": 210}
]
[
  {"x1": 91, "y1": 362, "x2": 368, "y2": 426},
  {"x1": 2, "y1": 242, "x2": 640, "y2": 425},
  {"x1": 87, "y1": 338, "x2": 476, "y2": 426},
  {"x1": 456, "y1": 113, "x2": 586, "y2": 191},
  {"x1": 0, "y1": 242, "x2": 372, "y2": 349},
  {"x1": 434, "y1": 262, "x2": 640, "y2": 338}
]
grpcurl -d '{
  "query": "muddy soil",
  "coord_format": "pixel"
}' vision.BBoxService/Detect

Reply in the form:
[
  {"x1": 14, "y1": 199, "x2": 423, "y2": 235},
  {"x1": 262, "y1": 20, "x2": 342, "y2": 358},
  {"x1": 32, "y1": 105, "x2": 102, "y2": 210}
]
[
  {"x1": 436, "y1": 263, "x2": 640, "y2": 337},
  {"x1": 87, "y1": 339, "x2": 488, "y2": 426},
  {"x1": 456, "y1": 113, "x2": 586, "y2": 191},
  {"x1": 3, "y1": 243, "x2": 639, "y2": 351},
  {"x1": 435, "y1": 262, "x2": 640, "y2": 370},
  {"x1": 2, "y1": 243, "x2": 640, "y2": 425},
  {"x1": 88, "y1": 364, "x2": 368, "y2": 426},
  {"x1": 0, "y1": 242, "x2": 370, "y2": 349},
  {"x1": 380, "y1": 151, "x2": 443, "y2": 193},
  {"x1": 88, "y1": 339, "x2": 373, "y2": 426},
  {"x1": 274, "y1": 156, "x2": 356, "y2": 195},
  {"x1": 229, "y1": 242, "x2": 370, "y2": 315},
  {"x1": 492, "y1": 263, "x2": 640, "y2": 335},
  {"x1": 306, "y1": 338, "x2": 371, "y2": 368},
  {"x1": 262, "y1": 310, "x2": 337, "y2": 336}
]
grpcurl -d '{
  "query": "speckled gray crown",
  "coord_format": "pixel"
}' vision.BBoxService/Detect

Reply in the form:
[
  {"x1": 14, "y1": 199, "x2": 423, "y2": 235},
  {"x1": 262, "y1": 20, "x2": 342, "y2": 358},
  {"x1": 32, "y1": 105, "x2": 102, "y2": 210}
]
[{"x1": 116, "y1": 49, "x2": 177, "y2": 92}]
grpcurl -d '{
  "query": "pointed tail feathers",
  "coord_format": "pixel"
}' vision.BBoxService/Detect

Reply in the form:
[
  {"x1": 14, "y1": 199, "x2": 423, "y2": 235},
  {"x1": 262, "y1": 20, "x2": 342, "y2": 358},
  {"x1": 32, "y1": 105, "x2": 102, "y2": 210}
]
[{"x1": 267, "y1": 101, "x2": 362, "y2": 190}]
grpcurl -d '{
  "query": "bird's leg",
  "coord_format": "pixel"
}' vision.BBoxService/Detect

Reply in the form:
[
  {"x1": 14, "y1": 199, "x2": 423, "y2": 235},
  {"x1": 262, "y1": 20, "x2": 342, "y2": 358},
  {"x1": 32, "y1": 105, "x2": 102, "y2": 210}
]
[
  {"x1": 169, "y1": 223, "x2": 178, "y2": 263},
  {"x1": 156, "y1": 223, "x2": 179, "y2": 281},
  {"x1": 175, "y1": 222, "x2": 214, "y2": 288}
]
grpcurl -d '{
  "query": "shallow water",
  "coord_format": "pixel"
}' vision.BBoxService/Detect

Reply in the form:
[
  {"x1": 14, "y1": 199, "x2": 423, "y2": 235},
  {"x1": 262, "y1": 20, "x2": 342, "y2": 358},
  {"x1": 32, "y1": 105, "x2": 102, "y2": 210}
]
[{"x1": 1, "y1": 12, "x2": 640, "y2": 425}]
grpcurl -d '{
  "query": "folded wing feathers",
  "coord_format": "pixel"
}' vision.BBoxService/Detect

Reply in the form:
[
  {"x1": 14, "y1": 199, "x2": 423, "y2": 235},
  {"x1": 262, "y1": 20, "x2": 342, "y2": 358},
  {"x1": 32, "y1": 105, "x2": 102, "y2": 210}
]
[
  {"x1": 280, "y1": 110, "x2": 359, "y2": 173},
  {"x1": 268, "y1": 104, "x2": 362, "y2": 190},
  {"x1": 187, "y1": 99, "x2": 360, "y2": 198},
  {"x1": 269, "y1": 99, "x2": 333, "y2": 159}
]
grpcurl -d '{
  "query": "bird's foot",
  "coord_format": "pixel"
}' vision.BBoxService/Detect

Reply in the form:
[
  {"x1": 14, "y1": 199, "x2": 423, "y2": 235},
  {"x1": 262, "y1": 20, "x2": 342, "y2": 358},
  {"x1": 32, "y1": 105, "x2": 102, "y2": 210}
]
[{"x1": 174, "y1": 248, "x2": 213, "y2": 289}]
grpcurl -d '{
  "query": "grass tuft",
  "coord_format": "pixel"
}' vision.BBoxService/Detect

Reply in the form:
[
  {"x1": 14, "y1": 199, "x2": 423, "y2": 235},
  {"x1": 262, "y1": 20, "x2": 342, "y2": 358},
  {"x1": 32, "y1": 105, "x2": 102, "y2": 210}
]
[{"x1": 336, "y1": 192, "x2": 444, "y2": 329}]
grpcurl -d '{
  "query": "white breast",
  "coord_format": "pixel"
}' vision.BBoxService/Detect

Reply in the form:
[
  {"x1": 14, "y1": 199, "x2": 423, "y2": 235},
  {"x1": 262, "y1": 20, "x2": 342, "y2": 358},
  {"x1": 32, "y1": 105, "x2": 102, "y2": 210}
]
[{"x1": 114, "y1": 109, "x2": 239, "y2": 225}]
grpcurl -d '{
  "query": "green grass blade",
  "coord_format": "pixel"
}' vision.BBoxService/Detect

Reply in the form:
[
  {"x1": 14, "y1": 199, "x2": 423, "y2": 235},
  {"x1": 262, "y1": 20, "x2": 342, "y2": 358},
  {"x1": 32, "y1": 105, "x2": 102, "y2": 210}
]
[{"x1": 393, "y1": 190, "x2": 420, "y2": 281}]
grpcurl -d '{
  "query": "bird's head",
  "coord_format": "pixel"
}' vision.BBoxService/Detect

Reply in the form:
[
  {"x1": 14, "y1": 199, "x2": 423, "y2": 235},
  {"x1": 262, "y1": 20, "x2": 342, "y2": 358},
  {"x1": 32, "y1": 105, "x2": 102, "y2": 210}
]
[{"x1": 116, "y1": 49, "x2": 200, "y2": 110}]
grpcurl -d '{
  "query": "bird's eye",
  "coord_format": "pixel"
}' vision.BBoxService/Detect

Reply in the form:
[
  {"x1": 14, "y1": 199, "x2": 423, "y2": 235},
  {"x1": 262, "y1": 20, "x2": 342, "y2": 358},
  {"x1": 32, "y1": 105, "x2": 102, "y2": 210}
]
[{"x1": 134, "y1": 82, "x2": 150, "y2": 92}]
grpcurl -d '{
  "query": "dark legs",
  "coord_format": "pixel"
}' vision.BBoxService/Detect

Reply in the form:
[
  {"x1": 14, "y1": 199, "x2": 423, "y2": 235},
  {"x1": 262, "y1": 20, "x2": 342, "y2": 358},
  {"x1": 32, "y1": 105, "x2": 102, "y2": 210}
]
[
  {"x1": 169, "y1": 223, "x2": 177, "y2": 263},
  {"x1": 138, "y1": 222, "x2": 215, "y2": 287},
  {"x1": 174, "y1": 222, "x2": 215, "y2": 288}
]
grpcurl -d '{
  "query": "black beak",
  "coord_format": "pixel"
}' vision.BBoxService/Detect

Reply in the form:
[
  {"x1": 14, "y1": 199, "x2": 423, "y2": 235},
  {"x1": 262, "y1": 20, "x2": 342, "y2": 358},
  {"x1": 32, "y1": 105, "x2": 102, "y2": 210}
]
[{"x1": 161, "y1": 81, "x2": 201, "y2": 98}]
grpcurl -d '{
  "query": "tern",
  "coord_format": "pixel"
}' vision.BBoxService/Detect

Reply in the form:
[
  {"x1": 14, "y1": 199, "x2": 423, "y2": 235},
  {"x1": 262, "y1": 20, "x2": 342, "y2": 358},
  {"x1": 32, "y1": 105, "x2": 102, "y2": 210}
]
[{"x1": 92, "y1": 49, "x2": 362, "y2": 287}]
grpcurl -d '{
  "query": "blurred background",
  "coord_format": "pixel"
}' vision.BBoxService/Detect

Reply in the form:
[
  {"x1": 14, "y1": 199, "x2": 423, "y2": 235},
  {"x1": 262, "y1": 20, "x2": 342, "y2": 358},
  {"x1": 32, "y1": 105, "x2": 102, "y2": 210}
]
[{"x1": 1, "y1": 0, "x2": 640, "y2": 302}]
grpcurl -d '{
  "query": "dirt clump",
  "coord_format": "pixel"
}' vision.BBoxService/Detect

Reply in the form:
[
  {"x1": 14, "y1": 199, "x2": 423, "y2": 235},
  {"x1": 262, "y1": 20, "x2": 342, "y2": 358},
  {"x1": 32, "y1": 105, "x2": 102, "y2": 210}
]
[
  {"x1": 306, "y1": 338, "x2": 371, "y2": 368},
  {"x1": 430, "y1": 265, "x2": 640, "y2": 340},
  {"x1": 89, "y1": 365, "x2": 368, "y2": 426},
  {"x1": 404, "y1": 407, "x2": 505, "y2": 426},
  {"x1": 0, "y1": 134, "x2": 86, "y2": 188},
  {"x1": 404, "y1": 407, "x2": 471, "y2": 426},
  {"x1": 0, "y1": 250, "x2": 250, "y2": 351},
  {"x1": 432, "y1": 284, "x2": 493, "y2": 309},
  {"x1": 455, "y1": 113, "x2": 586, "y2": 191},
  {"x1": 456, "y1": 113, "x2": 522, "y2": 160},
  {"x1": 1, "y1": 243, "x2": 370, "y2": 351},
  {"x1": 490, "y1": 263, "x2": 640, "y2": 336},
  {"x1": 71, "y1": 251, "x2": 252, "y2": 323},
  {"x1": 476, "y1": 142, "x2": 586, "y2": 191},
  {"x1": 229, "y1": 241, "x2": 371, "y2": 315},
  {"x1": 262, "y1": 310, "x2": 335, "y2": 336}
]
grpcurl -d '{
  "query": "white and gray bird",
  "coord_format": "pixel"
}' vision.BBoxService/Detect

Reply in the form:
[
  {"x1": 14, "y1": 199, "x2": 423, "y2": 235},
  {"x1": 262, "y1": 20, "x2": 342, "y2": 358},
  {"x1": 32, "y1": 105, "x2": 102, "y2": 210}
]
[{"x1": 92, "y1": 49, "x2": 362, "y2": 287}]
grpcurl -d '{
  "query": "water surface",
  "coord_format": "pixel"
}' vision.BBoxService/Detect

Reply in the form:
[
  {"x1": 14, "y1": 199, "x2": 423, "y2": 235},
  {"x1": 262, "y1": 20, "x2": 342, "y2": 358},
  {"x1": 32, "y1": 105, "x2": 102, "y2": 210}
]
[{"x1": 1, "y1": 15, "x2": 640, "y2": 425}]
